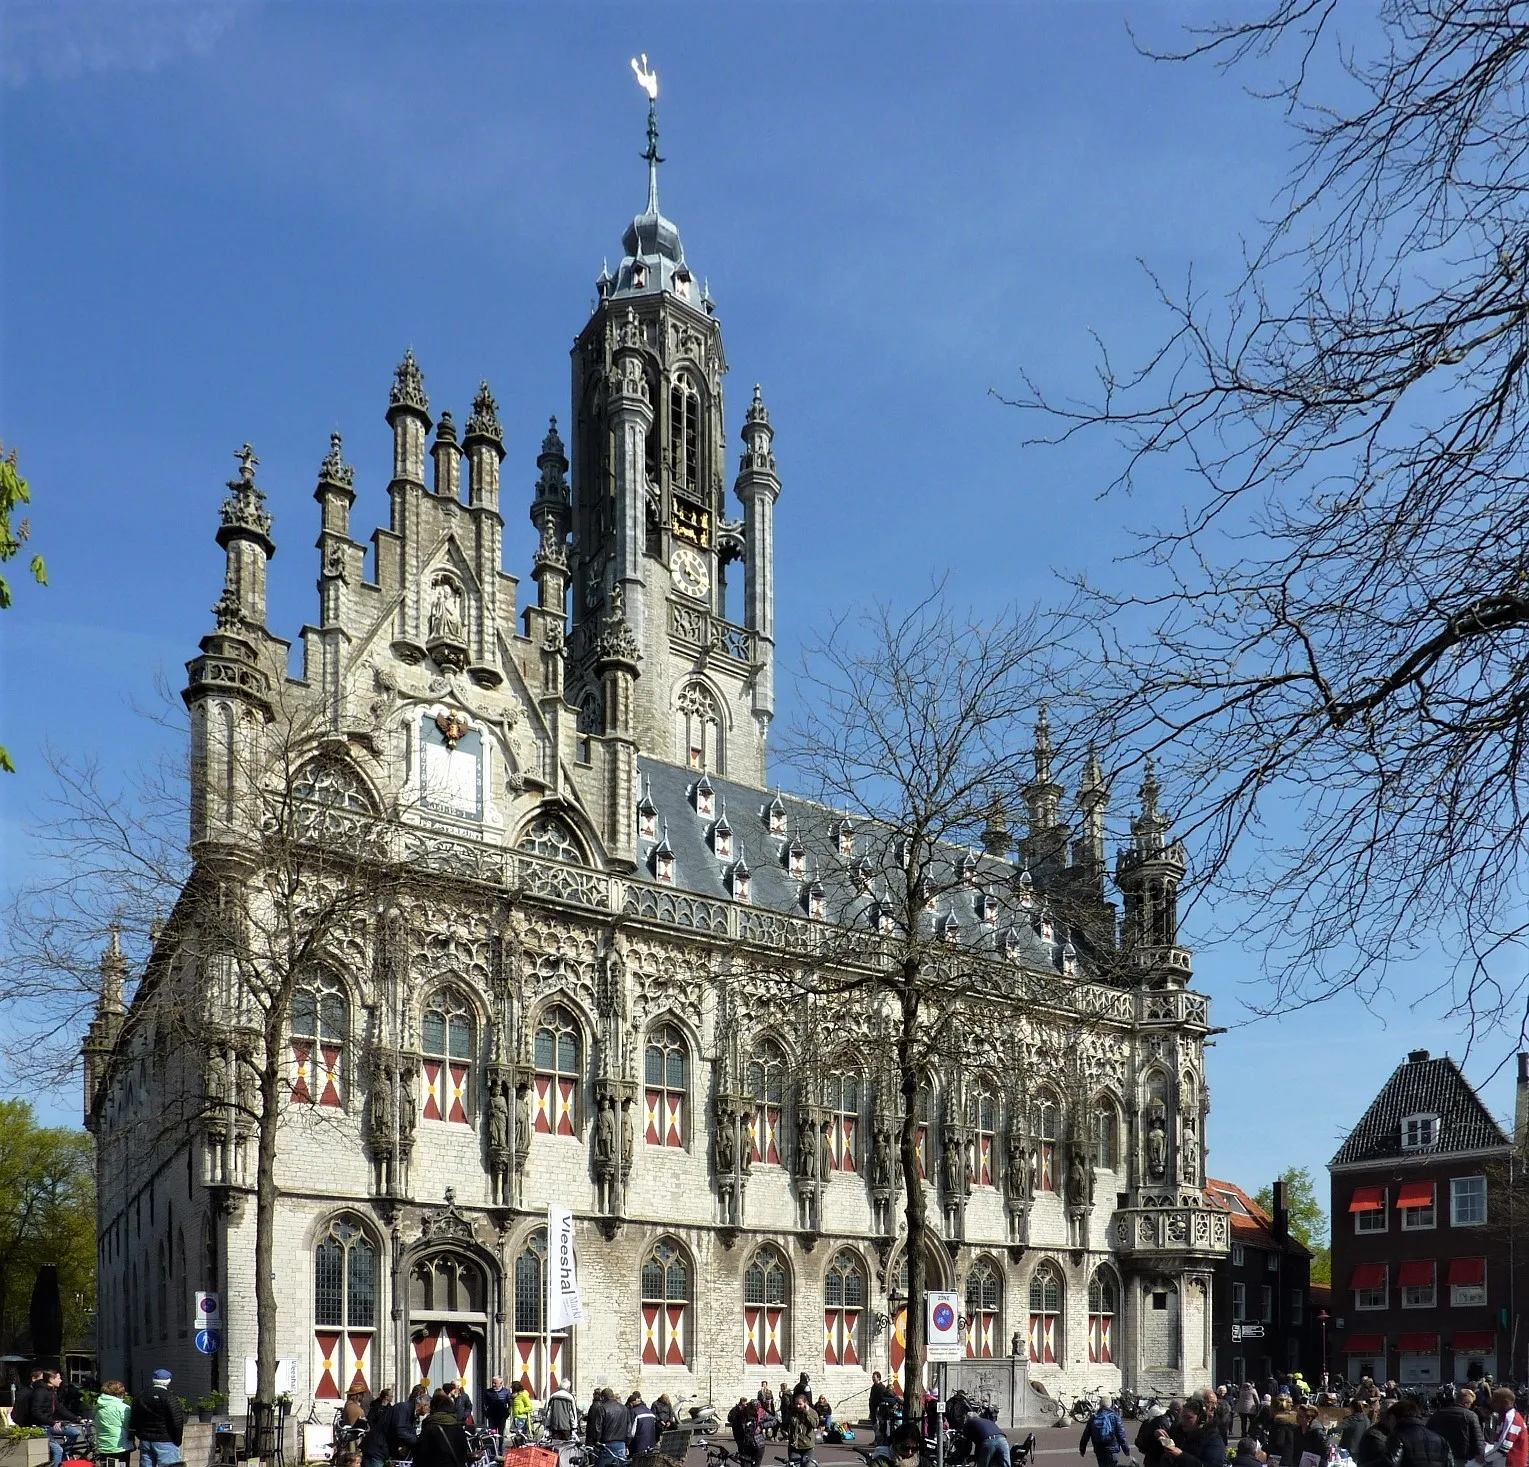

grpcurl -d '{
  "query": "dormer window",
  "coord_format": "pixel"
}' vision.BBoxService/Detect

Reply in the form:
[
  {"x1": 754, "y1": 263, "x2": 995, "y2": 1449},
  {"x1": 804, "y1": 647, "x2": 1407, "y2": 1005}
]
[
  {"x1": 895, "y1": 838, "x2": 911, "y2": 869},
  {"x1": 978, "y1": 890, "x2": 999, "y2": 925},
  {"x1": 632, "y1": 262, "x2": 648, "y2": 289},
  {"x1": 1016, "y1": 862, "x2": 1035, "y2": 910},
  {"x1": 835, "y1": 820, "x2": 856, "y2": 856},
  {"x1": 694, "y1": 773, "x2": 715, "y2": 819},
  {"x1": 786, "y1": 839, "x2": 806, "y2": 880},
  {"x1": 1037, "y1": 904, "x2": 1054, "y2": 944},
  {"x1": 653, "y1": 825, "x2": 675, "y2": 885},
  {"x1": 730, "y1": 859, "x2": 751, "y2": 904},
  {"x1": 1402, "y1": 1113, "x2": 1440, "y2": 1150},
  {"x1": 1003, "y1": 926, "x2": 1022, "y2": 959},
  {"x1": 940, "y1": 914, "x2": 961, "y2": 945},
  {"x1": 958, "y1": 852, "x2": 979, "y2": 885},
  {"x1": 767, "y1": 795, "x2": 787, "y2": 837},
  {"x1": 711, "y1": 809, "x2": 733, "y2": 861},
  {"x1": 872, "y1": 900, "x2": 895, "y2": 935},
  {"x1": 919, "y1": 875, "x2": 937, "y2": 912},
  {"x1": 1060, "y1": 940, "x2": 1078, "y2": 975},
  {"x1": 673, "y1": 268, "x2": 692, "y2": 301},
  {"x1": 806, "y1": 880, "x2": 825, "y2": 920},
  {"x1": 637, "y1": 778, "x2": 658, "y2": 841},
  {"x1": 853, "y1": 854, "x2": 875, "y2": 891}
]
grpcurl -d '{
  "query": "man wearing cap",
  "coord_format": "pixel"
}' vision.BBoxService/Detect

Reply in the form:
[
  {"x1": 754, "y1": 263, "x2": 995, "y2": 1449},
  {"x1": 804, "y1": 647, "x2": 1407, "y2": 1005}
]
[{"x1": 130, "y1": 1370, "x2": 186, "y2": 1467}]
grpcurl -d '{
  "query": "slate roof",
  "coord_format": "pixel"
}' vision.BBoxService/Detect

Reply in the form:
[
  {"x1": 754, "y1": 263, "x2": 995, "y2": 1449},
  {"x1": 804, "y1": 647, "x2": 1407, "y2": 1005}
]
[
  {"x1": 1329, "y1": 1051, "x2": 1510, "y2": 1168},
  {"x1": 630, "y1": 755, "x2": 1108, "y2": 980}
]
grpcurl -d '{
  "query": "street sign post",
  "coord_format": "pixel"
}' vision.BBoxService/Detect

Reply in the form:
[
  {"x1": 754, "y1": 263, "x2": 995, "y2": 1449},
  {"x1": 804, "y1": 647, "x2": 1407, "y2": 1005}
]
[
  {"x1": 926, "y1": 1290, "x2": 962, "y2": 1362},
  {"x1": 195, "y1": 1329, "x2": 221, "y2": 1356}
]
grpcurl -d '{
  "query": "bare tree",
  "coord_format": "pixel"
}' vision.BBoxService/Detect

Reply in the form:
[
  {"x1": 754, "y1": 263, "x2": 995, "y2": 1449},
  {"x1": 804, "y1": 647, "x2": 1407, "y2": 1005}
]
[
  {"x1": 5, "y1": 684, "x2": 411, "y2": 1433},
  {"x1": 1011, "y1": 0, "x2": 1529, "y2": 1054},
  {"x1": 734, "y1": 588, "x2": 1109, "y2": 1409}
]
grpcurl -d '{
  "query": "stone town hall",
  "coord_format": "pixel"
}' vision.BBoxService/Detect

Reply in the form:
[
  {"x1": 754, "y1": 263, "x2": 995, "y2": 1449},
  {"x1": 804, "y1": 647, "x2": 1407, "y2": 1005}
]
[{"x1": 83, "y1": 85, "x2": 1226, "y2": 1418}]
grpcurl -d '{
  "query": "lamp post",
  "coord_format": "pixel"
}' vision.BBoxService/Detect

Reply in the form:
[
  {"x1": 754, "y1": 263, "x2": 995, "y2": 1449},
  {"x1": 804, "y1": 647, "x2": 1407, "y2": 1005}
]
[{"x1": 1317, "y1": 1309, "x2": 1331, "y2": 1382}]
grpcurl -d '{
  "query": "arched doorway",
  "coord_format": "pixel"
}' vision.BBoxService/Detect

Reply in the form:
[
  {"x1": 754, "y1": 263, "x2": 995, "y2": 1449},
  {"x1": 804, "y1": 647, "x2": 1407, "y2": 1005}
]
[
  {"x1": 887, "y1": 1232, "x2": 951, "y2": 1393},
  {"x1": 408, "y1": 1250, "x2": 492, "y2": 1405}
]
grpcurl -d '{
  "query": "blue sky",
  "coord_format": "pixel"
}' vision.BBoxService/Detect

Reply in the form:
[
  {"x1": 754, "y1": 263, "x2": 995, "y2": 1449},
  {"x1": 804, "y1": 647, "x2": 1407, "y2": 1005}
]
[{"x1": 2, "y1": 0, "x2": 1512, "y2": 1203}]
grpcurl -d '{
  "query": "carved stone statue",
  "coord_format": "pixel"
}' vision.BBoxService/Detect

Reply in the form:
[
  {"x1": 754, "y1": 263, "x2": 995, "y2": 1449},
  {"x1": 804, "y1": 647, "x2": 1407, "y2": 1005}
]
[
  {"x1": 205, "y1": 1049, "x2": 228, "y2": 1105},
  {"x1": 1067, "y1": 1148, "x2": 1089, "y2": 1206},
  {"x1": 366, "y1": 1063, "x2": 394, "y2": 1146},
  {"x1": 1145, "y1": 1102, "x2": 1167, "y2": 1180},
  {"x1": 798, "y1": 1122, "x2": 819, "y2": 1181},
  {"x1": 398, "y1": 1067, "x2": 417, "y2": 1148},
  {"x1": 1180, "y1": 1115, "x2": 1200, "y2": 1182},
  {"x1": 715, "y1": 1104, "x2": 737, "y2": 1175},
  {"x1": 941, "y1": 1132, "x2": 966, "y2": 1197},
  {"x1": 621, "y1": 1098, "x2": 635, "y2": 1178},
  {"x1": 429, "y1": 580, "x2": 465, "y2": 643},
  {"x1": 487, "y1": 1085, "x2": 510, "y2": 1153},
  {"x1": 869, "y1": 1123, "x2": 895, "y2": 1190},
  {"x1": 1005, "y1": 1133, "x2": 1030, "y2": 1201},
  {"x1": 516, "y1": 1082, "x2": 533, "y2": 1153},
  {"x1": 593, "y1": 1095, "x2": 617, "y2": 1174}
]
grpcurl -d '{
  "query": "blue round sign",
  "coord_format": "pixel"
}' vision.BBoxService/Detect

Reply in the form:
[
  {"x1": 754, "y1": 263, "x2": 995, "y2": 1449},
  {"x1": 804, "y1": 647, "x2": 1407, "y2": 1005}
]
[
  {"x1": 195, "y1": 1329, "x2": 221, "y2": 1355},
  {"x1": 932, "y1": 1301, "x2": 956, "y2": 1333}
]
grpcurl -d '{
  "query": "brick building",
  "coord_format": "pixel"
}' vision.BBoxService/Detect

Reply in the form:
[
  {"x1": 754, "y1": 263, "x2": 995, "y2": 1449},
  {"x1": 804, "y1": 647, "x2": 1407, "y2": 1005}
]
[
  {"x1": 1329, "y1": 1050, "x2": 1518, "y2": 1386},
  {"x1": 1206, "y1": 1178, "x2": 1314, "y2": 1384}
]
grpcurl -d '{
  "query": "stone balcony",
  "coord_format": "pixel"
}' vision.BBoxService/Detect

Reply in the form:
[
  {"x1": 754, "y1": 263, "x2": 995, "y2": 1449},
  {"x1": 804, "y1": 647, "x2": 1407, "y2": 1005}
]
[{"x1": 1109, "y1": 1203, "x2": 1229, "y2": 1263}]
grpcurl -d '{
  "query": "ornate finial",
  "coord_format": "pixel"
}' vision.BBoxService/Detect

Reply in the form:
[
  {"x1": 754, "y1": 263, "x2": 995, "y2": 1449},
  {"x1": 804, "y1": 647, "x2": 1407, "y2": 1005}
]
[
  {"x1": 746, "y1": 384, "x2": 771, "y2": 428},
  {"x1": 1081, "y1": 744, "x2": 1105, "y2": 793},
  {"x1": 631, "y1": 55, "x2": 663, "y2": 213},
  {"x1": 981, "y1": 790, "x2": 1010, "y2": 858},
  {"x1": 390, "y1": 349, "x2": 429, "y2": 414},
  {"x1": 1034, "y1": 703, "x2": 1054, "y2": 782},
  {"x1": 1140, "y1": 758, "x2": 1159, "y2": 822},
  {"x1": 234, "y1": 443, "x2": 258, "y2": 484},
  {"x1": 466, "y1": 380, "x2": 502, "y2": 443},
  {"x1": 596, "y1": 583, "x2": 640, "y2": 665},
  {"x1": 212, "y1": 586, "x2": 242, "y2": 630},
  {"x1": 618, "y1": 307, "x2": 642, "y2": 350},
  {"x1": 220, "y1": 444, "x2": 273, "y2": 545},
  {"x1": 435, "y1": 410, "x2": 457, "y2": 444},
  {"x1": 319, "y1": 432, "x2": 354, "y2": 489}
]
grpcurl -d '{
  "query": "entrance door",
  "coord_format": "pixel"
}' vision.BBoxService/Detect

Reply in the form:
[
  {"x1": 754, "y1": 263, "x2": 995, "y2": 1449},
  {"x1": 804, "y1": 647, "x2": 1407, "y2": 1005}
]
[{"x1": 409, "y1": 1252, "x2": 491, "y2": 1407}]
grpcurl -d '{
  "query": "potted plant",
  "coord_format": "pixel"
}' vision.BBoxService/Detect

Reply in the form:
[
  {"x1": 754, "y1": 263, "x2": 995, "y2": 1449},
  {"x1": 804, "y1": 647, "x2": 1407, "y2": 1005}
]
[
  {"x1": 0, "y1": 1425, "x2": 50, "y2": 1467},
  {"x1": 190, "y1": 1392, "x2": 226, "y2": 1424}
]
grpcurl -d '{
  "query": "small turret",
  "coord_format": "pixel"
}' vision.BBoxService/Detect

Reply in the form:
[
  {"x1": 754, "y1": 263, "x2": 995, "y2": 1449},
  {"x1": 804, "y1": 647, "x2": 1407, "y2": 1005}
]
[
  {"x1": 82, "y1": 926, "x2": 129, "y2": 1129},
  {"x1": 736, "y1": 385, "x2": 781, "y2": 727},
  {"x1": 387, "y1": 349, "x2": 431, "y2": 486},
  {"x1": 1114, "y1": 760, "x2": 1191, "y2": 986},
  {"x1": 1070, "y1": 746, "x2": 1108, "y2": 891},
  {"x1": 1019, "y1": 705, "x2": 1069, "y2": 881},
  {"x1": 215, "y1": 443, "x2": 275, "y2": 630},
  {"x1": 315, "y1": 433, "x2": 355, "y2": 631},
  {"x1": 431, "y1": 412, "x2": 462, "y2": 501},
  {"x1": 464, "y1": 381, "x2": 505, "y2": 513},
  {"x1": 981, "y1": 791, "x2": 1011, "y2": 858},
  {"x1": 530, "y1": 416, "x2": 571, "y2": 613}
]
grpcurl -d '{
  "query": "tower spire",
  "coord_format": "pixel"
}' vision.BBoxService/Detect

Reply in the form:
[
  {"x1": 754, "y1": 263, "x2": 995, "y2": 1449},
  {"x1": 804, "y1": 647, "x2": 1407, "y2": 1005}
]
[{"x1": 632, "y1": 55, "x2": 663, "y2": 214}]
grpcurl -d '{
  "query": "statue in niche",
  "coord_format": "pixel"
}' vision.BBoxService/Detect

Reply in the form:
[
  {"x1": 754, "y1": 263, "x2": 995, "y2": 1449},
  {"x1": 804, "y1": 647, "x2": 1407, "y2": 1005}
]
[
  {"x1": 798, "y1": 1122, "x2": 819, "y2": 1181},
  {"x1": 487, "y1": 1084, "x2": 510, "y2": 1153},
  {"x1": 621, "y1": 1099, "x2": 635, "y2": 1177},
  {"x1": 1180, "y1": 1114, "x2": 1200, "y2": 1183},
  {"x1": 398, "y1": 1068, "x2": 417, "y2": 1148},
  {"x1": 715, "y1": 1104, "x2": 737, "y2": 1175},
  {"x1": 204, "y1": 1050, "x2": 228, "y2": 1106},
  {"x1": 941, "y1": 1132, "x2": 966, "y2": 1198},
  {"x1": 1145, "y1": 1100, "x2": 1168, "y2": 1180},
  {"x1": 429, "y1": 578, "x2": 465, "y2": 644},
  {"x1": 516, "y1": 1082, "x2": 533, "y2": 1152},
  {"x1": 869, "y1": 1123, "x2": 895, "y2": 1190},
  {"x1": 1067, "y1": 1148, "x2": 1089, "y2": 1207},
  {"x1": 367, "y1": 1063, "x2": 395, "y2": 1146},
  {"x1": 593, "y1": 1095, "x2": 617, "y2": 1174},
  {"x1": 1005, "y1": 1132, "x2": 1030, "y2": 1201}
]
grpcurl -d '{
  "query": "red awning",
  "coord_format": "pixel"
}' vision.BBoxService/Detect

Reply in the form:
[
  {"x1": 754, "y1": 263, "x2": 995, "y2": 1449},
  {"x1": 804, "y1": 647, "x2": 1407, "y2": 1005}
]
[
  {"x1": 1453, "y1": 1332, "x2": 1496, "y2": 1353},
  {"x1": 1449, "y1": 1257, "x2": 1487, "y2": 1287},
  {"x1": 1349, "y1": 1186, "x2": 1387, "y2": 1212},
  {"x1": 1399, "y1": 1333, "x2": 1440, "y2": 1353},
  {"x1": 1350, "y1": 1262, "x2": 1388, "y2": 1290},
  {"x1": 1397, "y1": 1259, "x2": 1435, "y2": 1288},
  {"x1": 1345, "y1": 1334, "x2": 1385, "y2": 1354},
  {"x1": 1397, "y1": 1181, "x2": 1435, "y2": 1208}
]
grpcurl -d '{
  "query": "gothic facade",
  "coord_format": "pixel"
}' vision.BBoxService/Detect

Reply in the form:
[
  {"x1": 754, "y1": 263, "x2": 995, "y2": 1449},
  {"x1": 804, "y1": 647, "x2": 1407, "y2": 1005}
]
[{"x1": 84, "y1": 98, "x2": 1227, "y2": 1418}]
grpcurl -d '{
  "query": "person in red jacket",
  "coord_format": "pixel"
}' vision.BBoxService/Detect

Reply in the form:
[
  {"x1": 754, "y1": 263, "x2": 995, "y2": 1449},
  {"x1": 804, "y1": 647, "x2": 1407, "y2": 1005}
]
[{"x1": 1486, "y1": 1389, "x2": 1528, "y2": 1467}]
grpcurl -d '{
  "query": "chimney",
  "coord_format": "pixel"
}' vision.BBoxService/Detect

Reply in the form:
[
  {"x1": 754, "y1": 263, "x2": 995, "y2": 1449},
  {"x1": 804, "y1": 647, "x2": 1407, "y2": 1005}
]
[
  {"x1": 1408, "y1": 1049, "x2": 1430, "y2": 1063},
  {"x1": 1273, "y1": 1178, "x2": 1290, "y2": 1245},
  {"x1": 1516, "y1": 1052, "x2": 1529, "y2": 1155}
]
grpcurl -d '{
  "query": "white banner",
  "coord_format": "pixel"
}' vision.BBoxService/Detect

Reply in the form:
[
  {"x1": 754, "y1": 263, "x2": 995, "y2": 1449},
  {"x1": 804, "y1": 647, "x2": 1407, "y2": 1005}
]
[{"x1": 546, "y1": 1205, "x2": 587, "y2": 1330}]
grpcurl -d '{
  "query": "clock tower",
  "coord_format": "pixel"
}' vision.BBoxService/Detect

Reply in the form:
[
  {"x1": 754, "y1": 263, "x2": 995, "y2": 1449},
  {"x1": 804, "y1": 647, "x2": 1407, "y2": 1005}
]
[{"x1": 563, "y1": 70, "x2": 779, "y2": 787}]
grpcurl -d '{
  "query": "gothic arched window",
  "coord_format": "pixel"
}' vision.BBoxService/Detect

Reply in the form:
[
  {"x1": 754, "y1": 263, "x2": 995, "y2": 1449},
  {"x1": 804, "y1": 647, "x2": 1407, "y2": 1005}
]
[
  {"x1": 971, "y1": 1085, "x2": 998, "y2": 1186},
  {"x1": 1094, "y1": 1097, "x2": 1120, "y2": 1172},
  {"x1": 677, "y1": 680, "x2": 723, "y2": 773},
  {"x1": 291, "y1": 973, "x2": 347, "y2": 1108},
  {"x1": 513, "y1": 1230, "x2": 569, "y2": 1398},
  {"x1": 644, "y1": 1024, "x2": 688, "y2": 1148},
  {"x1": 294, "y1": 758, "x2": 374, "y2": 812},
  {"x1": 743, "y1": 1244, "x2": 790, "y2": 1367},
  {"x1": 533, "y1": 1005, "x2": 582, "y2": 1136},
  {"x1": 824, "y1": 1248, "x2": 867, "y2": 1366},
  {"x1": 641, "y1": 1237, "x2": 692, "y2": 1366},
  {"x1": 826, "y1": 1068, "x2": 861, "y2": 1172},
  {"x1": 965, "y1": 1257, "x2": 1002, "y2": 1359},
  {"x1": 1088, "y1": 1266, "x2": 1119, "y2": 1364},
  {"x1": 669, "y1": 373, "x2": 701, "y2": 496},
  {"x1": 913, "y1": 1081, "x2": 933, "y2": 1180},
  {"x1": 1028, "y1": 1261, "x2": 1063, "y2": 1365},
  {"x1": 518, "y1": 815, "x2": 584, "y2": 865},
  {"x1": 747, "y1": 1039, "x2": 787, "y2": 1166},
  {"x1": 314, "y1": 1216, "x2": 377, "y2": 1399},
  {"x1": 1033, "y1": 1090, "x2": 1060, "y2": 1192},
  {"x1": 421, "y1": 988, "x2": 475, "y2": 1126}
]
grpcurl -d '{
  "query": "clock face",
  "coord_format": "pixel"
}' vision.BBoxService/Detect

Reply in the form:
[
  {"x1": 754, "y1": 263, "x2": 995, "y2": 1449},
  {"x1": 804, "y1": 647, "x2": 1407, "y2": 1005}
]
[{"x1": 671, "y1": 546, "x2": 709, "y2": 600}]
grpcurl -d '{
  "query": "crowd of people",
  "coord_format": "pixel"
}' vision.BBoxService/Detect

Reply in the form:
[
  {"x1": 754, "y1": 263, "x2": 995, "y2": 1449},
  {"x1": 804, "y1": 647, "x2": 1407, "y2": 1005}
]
[{"x1": 1110, "y1": 1378, "x2": 1529, "y2": 1467}]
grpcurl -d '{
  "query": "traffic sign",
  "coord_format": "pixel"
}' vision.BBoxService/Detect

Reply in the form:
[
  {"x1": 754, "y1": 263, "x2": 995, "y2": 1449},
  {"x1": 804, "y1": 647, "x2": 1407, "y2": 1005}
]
[
  {"x1": 195, "y1": 1329, "x2": 221, "y2": 1356},
  {"x1": 194, "y1": 1292, "x2": 222, "y2": 1332},
  {"x1": 927, "y1": 1290, "x2": 962, "y2": 1362}
]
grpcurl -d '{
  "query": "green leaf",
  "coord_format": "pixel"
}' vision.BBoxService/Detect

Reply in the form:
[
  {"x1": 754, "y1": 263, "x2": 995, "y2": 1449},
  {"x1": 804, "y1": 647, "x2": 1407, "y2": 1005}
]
[
  {"x1": 0, "y1": 745, "x2": 15, "y2": 774},
  {"x1": 30, "y1": 554, "x2": 46, "y2": 586}
]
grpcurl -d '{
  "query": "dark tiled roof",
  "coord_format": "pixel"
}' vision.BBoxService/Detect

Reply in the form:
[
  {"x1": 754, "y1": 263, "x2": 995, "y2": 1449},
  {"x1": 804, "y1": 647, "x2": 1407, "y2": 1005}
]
[
  {"x1": 1205, "y1": 1176, "x2": 1313, "y2": 1257},
  {"x1": 1329, "y1": 1053, "x2": 1510, "y2": 1167},
  {"x1": 631, "y1": 756, "x2": 1105, "y2": 979}
]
